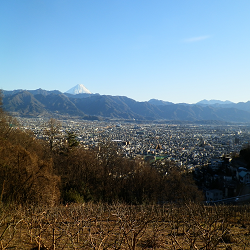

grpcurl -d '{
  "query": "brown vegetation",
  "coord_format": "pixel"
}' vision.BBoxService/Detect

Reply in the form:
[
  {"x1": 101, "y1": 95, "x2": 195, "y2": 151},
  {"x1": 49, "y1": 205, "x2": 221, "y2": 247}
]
[
  {"x1": 53, "y1": 143, "x2": 203, "y2": 204},
  {"x1": 0, "y1": 203, "x2": 249, "y2": 249},
  {"x1": 1, "y1": 92, "x2": 250, "y2": 248}
]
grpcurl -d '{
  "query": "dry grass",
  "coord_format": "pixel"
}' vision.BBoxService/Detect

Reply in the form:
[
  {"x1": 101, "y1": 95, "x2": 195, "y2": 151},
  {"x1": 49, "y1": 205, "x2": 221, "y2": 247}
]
[{"x1": 0, "y1": 203, "x2": 250, "y2": 249}]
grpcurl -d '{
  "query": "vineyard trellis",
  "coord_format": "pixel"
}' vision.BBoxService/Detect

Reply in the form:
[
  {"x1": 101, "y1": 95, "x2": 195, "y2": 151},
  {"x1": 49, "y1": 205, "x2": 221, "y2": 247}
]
[{"x1": 0, "y1": 203, "x2": 250, "y2": 249}]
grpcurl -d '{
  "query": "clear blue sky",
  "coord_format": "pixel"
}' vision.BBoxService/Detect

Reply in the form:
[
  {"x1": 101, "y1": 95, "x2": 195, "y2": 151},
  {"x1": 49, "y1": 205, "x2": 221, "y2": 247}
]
[{"x1": 1, "y1": 0, "x2": 249, "y2": 103}]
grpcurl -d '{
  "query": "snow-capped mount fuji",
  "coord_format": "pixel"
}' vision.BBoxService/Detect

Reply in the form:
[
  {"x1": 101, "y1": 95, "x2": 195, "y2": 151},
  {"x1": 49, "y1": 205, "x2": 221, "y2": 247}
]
[{"x1": 65, "y1": 84, "x2": 92, "y2": 95}]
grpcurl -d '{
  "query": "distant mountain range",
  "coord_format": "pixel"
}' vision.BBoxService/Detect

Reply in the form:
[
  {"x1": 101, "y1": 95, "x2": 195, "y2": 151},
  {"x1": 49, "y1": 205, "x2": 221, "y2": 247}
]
[
  {"x1": 2, "y1": 86, "x2": 250, "y2": 123},
  {"x1": 197, "y1": 99, "x2": 234, "y2": 105}
]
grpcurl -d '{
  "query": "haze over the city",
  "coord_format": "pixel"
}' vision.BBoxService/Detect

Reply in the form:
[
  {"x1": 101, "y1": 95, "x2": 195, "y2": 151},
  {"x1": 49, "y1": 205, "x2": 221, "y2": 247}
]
[{"x1": 1, "y1": 1, "x2": 250, "y2": 104}]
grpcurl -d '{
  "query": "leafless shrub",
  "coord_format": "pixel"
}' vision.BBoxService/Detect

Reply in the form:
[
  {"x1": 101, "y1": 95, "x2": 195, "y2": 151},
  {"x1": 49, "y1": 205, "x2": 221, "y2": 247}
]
[{"x1": 0, "y1": 203, "x2": 249, "y2": 249}]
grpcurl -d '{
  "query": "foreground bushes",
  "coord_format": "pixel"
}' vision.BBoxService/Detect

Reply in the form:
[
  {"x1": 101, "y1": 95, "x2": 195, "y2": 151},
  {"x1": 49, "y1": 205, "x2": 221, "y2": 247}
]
[
  {"x1": 0, "y1": 139, "x2": 60, "y2": 205},
  {"x1": 0, "y1": 203, "x2": 249, "y2": 249},
  {"x1": 53, "y1": 144, "x2": 203, "y2": 204},
  {"x1": 0, "y1": 111, "x2": 60, "y2": 205}
]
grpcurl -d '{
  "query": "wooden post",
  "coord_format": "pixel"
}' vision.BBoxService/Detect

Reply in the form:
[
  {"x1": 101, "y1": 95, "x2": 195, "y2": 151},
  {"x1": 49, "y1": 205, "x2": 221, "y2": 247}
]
[{"x1": 53, "y1": 227, "x2": 56, "y2": 250}]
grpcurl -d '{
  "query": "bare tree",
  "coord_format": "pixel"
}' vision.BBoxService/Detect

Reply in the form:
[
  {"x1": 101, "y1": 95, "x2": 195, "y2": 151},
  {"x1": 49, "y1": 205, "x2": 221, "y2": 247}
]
[{"x1": 45, "y1": 118, "x2": 61, "y2": 151}]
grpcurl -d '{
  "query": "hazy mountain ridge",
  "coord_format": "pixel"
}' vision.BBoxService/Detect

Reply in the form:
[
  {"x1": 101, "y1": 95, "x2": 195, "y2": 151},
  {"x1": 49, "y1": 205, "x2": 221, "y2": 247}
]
[
  {"x1": 3, "y1": 91, "x2": 47, "y2": 116},
  {"x1": 148, "y1": 99, "x2": 174, "y2": 106},
  {"x1": 3, "y1": 88, "x2": 61, "y2": 97},
  {"x1": 197, "y1": 99, "x2": 234, "y2": 105},
  {"x1": 34, "y1": 93, "x2": 84, "y2": 116},
  {"x1": 2, "y1": 89, "x2": 250, "y2": 122}
]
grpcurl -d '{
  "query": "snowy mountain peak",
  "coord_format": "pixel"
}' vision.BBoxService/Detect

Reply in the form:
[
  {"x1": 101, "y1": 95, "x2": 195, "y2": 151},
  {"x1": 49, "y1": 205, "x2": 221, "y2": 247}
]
[{"x1": 65, "y1": 84, "x2": 92, "y2": 94}]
